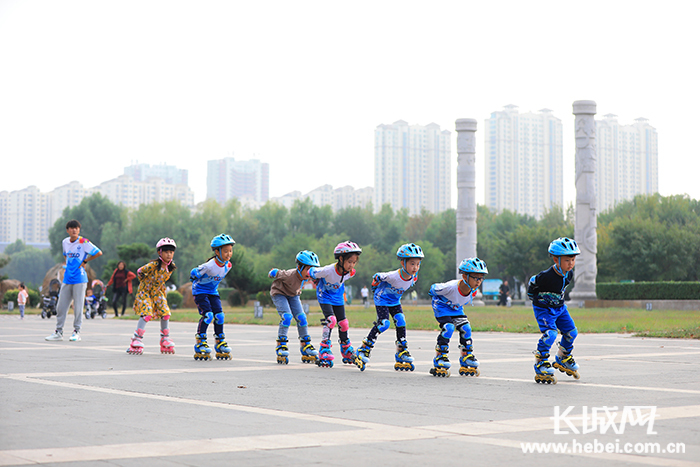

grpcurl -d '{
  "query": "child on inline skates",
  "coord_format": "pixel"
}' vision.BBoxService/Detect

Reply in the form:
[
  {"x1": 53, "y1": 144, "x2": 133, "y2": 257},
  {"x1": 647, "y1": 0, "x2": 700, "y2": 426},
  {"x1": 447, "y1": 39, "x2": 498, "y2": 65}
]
[
  {"x1": 428, "y1": 257, "x2": 488, "y2": 377},
  {"x1": 528, "y1": 237, "x2": 581, "y2": 384},
  {"x1": 269, "y1": 250, "x2": 320, "y2": 364},
  {"x1": 309, "y1": 241, "x2": 362, "y2": 368},
  {"x1": 190, "y1": 234, "x2": 235, "y2": 361},
  {"x1": 126, "y1": 238, "x2": 177, "y2": 355},
  {"x1": 354, "y1": 243, "x2": 423, "y2": 372}
]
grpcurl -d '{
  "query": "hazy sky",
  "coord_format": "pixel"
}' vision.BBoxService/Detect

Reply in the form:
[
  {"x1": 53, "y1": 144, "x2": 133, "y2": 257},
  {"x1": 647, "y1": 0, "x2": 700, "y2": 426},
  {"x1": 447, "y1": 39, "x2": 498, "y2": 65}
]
[{"x1": 1, "y1": 1, "x2": 697, "y2": 208}]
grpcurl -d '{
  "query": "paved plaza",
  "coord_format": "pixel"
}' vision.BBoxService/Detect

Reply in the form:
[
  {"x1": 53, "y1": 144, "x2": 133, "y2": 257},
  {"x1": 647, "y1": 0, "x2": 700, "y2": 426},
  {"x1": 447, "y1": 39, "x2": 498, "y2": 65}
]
[{"x1": 1, "y1": 315, "x2": 699, "y2": 466}]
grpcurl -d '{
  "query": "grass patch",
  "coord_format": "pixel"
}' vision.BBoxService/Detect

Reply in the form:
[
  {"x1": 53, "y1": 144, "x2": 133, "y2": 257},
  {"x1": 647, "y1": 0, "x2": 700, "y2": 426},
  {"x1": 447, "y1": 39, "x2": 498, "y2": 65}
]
[{"x1": 9, "y1": 304, "x2": 699, "y2": 338}]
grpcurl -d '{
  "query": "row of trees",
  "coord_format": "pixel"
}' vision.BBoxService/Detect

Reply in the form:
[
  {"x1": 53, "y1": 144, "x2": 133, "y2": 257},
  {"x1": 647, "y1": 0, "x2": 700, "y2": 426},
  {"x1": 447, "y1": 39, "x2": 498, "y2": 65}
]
[{"x1": 2, "y1": 192, "x2": 697, "y2": 300}]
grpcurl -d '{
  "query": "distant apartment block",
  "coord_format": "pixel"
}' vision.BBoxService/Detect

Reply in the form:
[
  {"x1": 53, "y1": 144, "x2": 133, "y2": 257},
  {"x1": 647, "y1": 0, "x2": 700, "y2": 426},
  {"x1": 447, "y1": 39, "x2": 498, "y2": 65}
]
[
  {"x1": 207, "y1": 157, "x2": 269, "y2": 205},
  {"x1": 596, "y1": 115, "x2": 659, "y2": 212},
  {"x1": 485, "y1": 105, "x2": 563, "y2": 218},
  {"x1": 270, "y1": 185, "x2": 374, "y2": 212},
  {"x1": 0, "y1": 171, "x2": 194, "y2": 244},
  {"x1": 124, "y1": 163, "x2": 188, "y2": 186},
  {"x1": 374, "y1": 120, "x2": 451, "y2": 215},
  {"x1": 91, "y1": 175, "x2": 194, "y2": 210}
]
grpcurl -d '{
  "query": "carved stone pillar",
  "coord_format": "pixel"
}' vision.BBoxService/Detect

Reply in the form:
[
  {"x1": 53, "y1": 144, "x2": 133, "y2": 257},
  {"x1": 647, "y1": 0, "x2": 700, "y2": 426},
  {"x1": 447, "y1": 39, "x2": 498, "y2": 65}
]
[
  {"x1": 570, "y1": 101, "x2": 598, "y2": 303},
  {"x1": 455, "y1": 118, "x2": 483, "y2": 304}
]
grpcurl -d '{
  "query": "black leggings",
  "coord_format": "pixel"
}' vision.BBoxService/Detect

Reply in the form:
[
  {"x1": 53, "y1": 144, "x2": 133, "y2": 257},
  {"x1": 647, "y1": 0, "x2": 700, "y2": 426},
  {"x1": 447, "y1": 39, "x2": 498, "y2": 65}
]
[
  {"x1": 319, "y1": 303, "x2": 348, "y2": 343},
  {"x1": 112, "y1": 287, "x2": 129, "y2": 316}
]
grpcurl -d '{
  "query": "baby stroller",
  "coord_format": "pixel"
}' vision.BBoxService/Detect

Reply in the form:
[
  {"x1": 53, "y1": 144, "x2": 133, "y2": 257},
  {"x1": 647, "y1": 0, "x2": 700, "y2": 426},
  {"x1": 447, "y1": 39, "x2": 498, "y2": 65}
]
[
  {"x1": 41, "y1": 279, "x2": 61, "y2": 319},
  {"x1": 84, "y1": 280, "x2": 108, "y2": 319}
]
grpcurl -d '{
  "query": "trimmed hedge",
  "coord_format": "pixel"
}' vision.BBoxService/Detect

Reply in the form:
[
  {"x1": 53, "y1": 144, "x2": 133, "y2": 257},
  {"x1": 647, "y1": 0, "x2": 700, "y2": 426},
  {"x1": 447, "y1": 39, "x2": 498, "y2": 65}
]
[
  {"x1": 597, "y1": 282, "x2": 700, "y2": 300},
  {"x1": 3, "y1": 289, "x2": 41, "y2": 307},
  {"x1": 166, "y1": 291, "x2": 183, "y2": 309}
]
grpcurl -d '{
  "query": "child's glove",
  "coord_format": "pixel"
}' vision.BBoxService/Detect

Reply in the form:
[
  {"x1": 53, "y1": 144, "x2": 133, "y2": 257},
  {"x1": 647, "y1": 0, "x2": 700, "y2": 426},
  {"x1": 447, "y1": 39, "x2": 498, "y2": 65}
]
[{"x1": 269, "y1": 268, "x2": 279, "y2": 278}]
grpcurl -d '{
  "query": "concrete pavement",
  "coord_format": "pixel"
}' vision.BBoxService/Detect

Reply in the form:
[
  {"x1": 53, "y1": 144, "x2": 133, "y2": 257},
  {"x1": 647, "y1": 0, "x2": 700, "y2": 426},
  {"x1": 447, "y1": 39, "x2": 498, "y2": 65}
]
[{"x1": 1, "y1": 315, "x2": 699, "y2": 466}]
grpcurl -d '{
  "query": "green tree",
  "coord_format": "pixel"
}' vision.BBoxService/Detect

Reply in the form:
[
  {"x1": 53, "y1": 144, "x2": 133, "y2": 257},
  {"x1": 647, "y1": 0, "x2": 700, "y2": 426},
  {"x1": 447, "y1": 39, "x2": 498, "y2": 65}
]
[
  {"x1": 4, "y1": 239, "x2": 27, "y2": 256},
  {"x1": 289, "y1": 198, "x2": 333, "y2": 239},
  {"x1": 0, "y1": 247, "x2": 55, "y2": 286},
  {"x1": 333, "y1": 206, "x2": 378, "y2": 247}
]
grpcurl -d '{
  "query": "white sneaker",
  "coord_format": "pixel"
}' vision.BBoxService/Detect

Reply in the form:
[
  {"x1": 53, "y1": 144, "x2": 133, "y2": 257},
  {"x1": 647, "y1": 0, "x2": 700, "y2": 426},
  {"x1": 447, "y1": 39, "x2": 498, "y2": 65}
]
[
  {"x1": 69, "y1": 331, "x2": 81, "y2": 342},
  {"x1": 45, "y1": 331, "x2": 63, "y2": 341}
]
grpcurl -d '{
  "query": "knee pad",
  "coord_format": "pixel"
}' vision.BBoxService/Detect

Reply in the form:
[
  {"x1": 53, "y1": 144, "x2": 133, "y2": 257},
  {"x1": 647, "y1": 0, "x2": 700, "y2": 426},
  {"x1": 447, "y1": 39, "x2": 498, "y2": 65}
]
[
  {"x1": 338, "y1": 318, "x2": 349, "y2": 332},
  {"x1": 297, "y1": 311, "x2": 308, "y2": 327},
  {"x1": 161, "y1": 315, "x2": 170, "y2": 321},
  {"x1": 142, "y1": 315, "x2": 152, "y2": 323},
  {"x1": 394, "y1": 313, "x2": 406, "y2": 328},
  {"x1": 214, "y1": 312, "x2": 225, "y2": 325},
  {"x1": 541, "y1": 329, "x2": 558, "y2": 347},
  {"x1": 441, "y1": 322, "x2": 455, "y2": 339},
  {"x1": 203, "y1": 312, "x2": 214, "y2": 325},
  {"x1": 564, "y1": 327, "x2": 578, "y2": 341},
  {"x1": 459, "y1": 322, "x2": 472, "y2": 340},
  {"x1": 324, "y1": 315, "x2": 337, "y2": 329},
  {"x1": 377, "y1": 319, "x2": 390, "y2": 333},
  {"x1": 281, "y1": 312, "x2": 293, "y2": 327}
]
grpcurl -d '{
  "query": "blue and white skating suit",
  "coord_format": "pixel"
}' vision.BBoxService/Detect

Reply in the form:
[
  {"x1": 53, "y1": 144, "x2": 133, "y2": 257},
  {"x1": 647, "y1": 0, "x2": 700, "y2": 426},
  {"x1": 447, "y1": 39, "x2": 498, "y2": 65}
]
[
  {"x1": 372, "y1": 270, "x2": 417, "y2": 307},
  {"x1": 62, "y1": 236, "x2": 101, "y2": 285},
  {"x1": 528, "y1": 266, "x2": 577, "y2": 354},
  {"x1": 527, "y1": 266, "x2": 570, "y2": 309},
  {"x1": 429, "y1": 279, "x2": 476, "y2": 317},
  {"x1": 190, "y1": 258, "x2": 232, "y2": 296},
  {"x1": 309, "y1": 264, "x2": 354, "y2": 306}
]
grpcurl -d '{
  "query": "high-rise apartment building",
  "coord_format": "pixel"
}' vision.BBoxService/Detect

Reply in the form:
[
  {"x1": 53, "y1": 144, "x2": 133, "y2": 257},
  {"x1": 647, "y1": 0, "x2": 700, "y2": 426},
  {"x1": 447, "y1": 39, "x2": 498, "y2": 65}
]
[
  {"x1": 0, "y1": 186, "x2": 51, "y2": 244},
  {"x1": 124, "y1": 163, "x2": 188, "y2": 186},
  {"x1": 270, "y1": 185, "x2": 373, "y2": 212},
  {"x1": 0, "y1": 173, "x2": 194, "y2": 244},
  {"x1": 91, "y1": 175, "x2": 194, "y2": 210},
  {"x1": 207, "y1": 157, "x2": 269, "y2": 205},
  {"x1": 374, "y1": 121, "x2": 451, "y2": 215},
  {"x1": 484, "y1": 105, "x2": 563, "y2": 218},
  {"x1": 596, "y1": 115, "x2": 659, "y2": 213}
]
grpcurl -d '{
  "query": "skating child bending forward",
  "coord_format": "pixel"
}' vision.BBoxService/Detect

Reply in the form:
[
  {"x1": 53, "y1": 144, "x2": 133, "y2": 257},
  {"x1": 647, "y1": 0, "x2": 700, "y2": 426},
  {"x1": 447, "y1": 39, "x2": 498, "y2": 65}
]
[{"x1": 428, "y1": 257, "x2": 488, "y2": 378}]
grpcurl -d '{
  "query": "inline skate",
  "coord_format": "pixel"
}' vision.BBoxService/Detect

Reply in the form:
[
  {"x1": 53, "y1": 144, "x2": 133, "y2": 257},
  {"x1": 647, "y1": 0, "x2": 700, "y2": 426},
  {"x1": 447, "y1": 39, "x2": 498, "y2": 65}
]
[
  {"x1": 317, "y1": 339, "x2": 334, "y2": 368},
  {"x1": 339, "y1": 339, "x2": 356, "y2": 364},
  {"x1": 429, "y1": 344, "x2": 451, "y2": 377},
  {"x1": 160, "y1": 329, "x2": 175, "y2": 354},
  {"x1": 276, "y1": 336, "x2": 289, "y2": 364},
  {"x1": 458, "y1": 346, "x2": 479, "y2": 376},
  {"x1": 354, "y1": 338, "x2": 374, "y2": 371},
  {"x1": 553, "y1": 348, "x2": 580, "y2": 380},
  {"x1": 394, "y1": 339, "x2": 414, "y2": 372},
  {"x1": 215, "y1": 333, "x2": 231, "y2": 360},
  {"x1": 194, "y1": 333, "x2": 212, "y2": 361},
  {"x1": 534, "y1": 351, "x2": 557, "y2": 384},
  {"x1": 127, "y1": 329, "x2": 145, "y2": 355},
  {"x1": 299, "y1": 335, "x2": 318, "y2": 364}
]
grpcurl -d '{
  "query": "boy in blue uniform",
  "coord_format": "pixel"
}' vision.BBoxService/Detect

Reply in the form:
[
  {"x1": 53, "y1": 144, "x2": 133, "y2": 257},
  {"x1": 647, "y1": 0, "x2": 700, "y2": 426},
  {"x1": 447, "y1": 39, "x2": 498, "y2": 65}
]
[
  {"x1": 428, "y1": 257, "x2": 488, "y2": 377},
  {"x1": 528, "y1": 237, "x2": 581, "y2": 384},
  {"x1": 190, "y1": 234, "x2": 235, "y2": 361},
  {"x1": 354, "y1": 243, "x2": 423, "y2": 372}
]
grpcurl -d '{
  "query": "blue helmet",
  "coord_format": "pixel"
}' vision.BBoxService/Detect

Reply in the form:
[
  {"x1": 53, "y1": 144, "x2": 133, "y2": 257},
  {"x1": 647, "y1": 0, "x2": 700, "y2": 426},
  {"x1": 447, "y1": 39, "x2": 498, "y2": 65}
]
[
  {"x1": 548, "y1": 237, "x2": 580, "y2": 256},
  {"x1": 458, "y1": 257, "x2": 488, "y2": 275},
  {"x1": 397, "y1": 243, "x2": 424, "y2": 259},
  {"x1": 211, "y1": 233, "x2": 236, "y2": 250},
  {"x1": 296, "y1": 250, "x2": 320, "y2": 268}
]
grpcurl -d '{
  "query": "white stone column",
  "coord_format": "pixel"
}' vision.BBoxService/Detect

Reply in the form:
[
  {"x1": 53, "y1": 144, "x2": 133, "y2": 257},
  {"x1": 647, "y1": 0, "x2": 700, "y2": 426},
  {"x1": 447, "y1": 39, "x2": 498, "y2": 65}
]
[
  {"x1": 455, "y1": 118, "x2": 484, "y2": 305},
  {"x1": 570, "y1": 101, "x2": 598, "y2": 303}
]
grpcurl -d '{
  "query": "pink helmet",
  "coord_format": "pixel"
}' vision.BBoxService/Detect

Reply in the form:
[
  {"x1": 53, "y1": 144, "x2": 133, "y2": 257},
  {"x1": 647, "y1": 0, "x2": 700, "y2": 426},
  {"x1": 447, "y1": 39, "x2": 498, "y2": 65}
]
[
  {"x1": 156, "y1": 237, "x2": 177, "y2": 250},
  {"x1": 334, "y1": 241, "x2": 362, "y2": 259}
]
